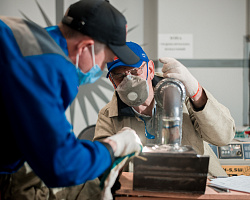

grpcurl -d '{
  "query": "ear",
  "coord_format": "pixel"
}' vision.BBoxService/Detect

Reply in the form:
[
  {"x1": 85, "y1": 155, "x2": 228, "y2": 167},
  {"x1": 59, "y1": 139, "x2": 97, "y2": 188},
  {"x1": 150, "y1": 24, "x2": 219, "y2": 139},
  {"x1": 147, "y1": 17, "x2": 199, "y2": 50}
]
[
  {"x1": 77, "y1": 38, "x2": 94, "y2": 55},
  {"x1": 148, "y1": 60, "x2": 155, "y2": 80}
]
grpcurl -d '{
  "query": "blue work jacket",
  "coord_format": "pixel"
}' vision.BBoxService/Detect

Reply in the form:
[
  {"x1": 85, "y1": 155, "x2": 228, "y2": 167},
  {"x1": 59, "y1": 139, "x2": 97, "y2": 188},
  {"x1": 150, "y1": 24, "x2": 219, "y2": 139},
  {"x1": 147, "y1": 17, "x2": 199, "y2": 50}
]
[{"x1": 0, "y1": 17, "x2": 112, "y2": 187}]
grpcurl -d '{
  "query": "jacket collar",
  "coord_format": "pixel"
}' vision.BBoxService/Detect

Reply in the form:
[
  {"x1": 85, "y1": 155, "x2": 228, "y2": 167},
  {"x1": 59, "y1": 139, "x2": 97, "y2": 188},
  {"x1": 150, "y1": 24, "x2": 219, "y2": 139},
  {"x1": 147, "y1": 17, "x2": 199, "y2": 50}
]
[{"x1": 117, "y1": 91, "x2": 135, "y2": 117}]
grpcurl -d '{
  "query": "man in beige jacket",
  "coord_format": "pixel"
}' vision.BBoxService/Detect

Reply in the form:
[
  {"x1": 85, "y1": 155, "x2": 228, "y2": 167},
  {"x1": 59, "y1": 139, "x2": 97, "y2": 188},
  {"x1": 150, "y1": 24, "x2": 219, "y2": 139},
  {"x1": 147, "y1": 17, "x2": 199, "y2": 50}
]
[{"x1": 94, "y1": 41, "x2": 235, "y2": 177}]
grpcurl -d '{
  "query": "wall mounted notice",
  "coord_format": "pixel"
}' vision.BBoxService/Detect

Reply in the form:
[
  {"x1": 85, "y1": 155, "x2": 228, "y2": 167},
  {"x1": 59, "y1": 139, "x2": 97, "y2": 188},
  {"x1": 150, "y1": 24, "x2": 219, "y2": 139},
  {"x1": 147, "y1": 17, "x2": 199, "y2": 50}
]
[{"x1": 158, "y1": 34, "x2": 193, "y2": 59}]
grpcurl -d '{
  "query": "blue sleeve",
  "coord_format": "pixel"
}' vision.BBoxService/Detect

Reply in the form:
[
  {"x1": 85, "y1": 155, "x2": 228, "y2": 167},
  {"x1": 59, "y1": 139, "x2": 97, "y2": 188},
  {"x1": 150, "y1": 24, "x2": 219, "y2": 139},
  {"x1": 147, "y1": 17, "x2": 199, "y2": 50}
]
[{"x1": 2, "y1": 53, "x2": 112, "y2": 187}]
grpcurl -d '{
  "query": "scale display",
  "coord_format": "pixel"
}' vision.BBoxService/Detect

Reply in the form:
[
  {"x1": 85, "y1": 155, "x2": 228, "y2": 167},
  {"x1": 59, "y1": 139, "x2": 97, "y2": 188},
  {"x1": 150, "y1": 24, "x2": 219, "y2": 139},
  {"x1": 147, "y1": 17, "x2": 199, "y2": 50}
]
[
  {"x1": 218, "y1": 144, "x2": 243, "y2": 159},
  {"x1": 209, "y1": 142, "x2": 250, "y2": 160}
]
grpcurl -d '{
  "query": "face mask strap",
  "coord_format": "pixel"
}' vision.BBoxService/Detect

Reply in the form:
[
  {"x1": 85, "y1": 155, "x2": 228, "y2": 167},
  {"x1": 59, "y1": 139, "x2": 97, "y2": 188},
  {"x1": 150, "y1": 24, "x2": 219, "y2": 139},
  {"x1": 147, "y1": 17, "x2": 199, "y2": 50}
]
[
  {"x1": 91, "y1": 44, "x2": 96, "y2": 67},
  {"x1": 76, "y1": 53, "x2": 79, "y2": 68}
]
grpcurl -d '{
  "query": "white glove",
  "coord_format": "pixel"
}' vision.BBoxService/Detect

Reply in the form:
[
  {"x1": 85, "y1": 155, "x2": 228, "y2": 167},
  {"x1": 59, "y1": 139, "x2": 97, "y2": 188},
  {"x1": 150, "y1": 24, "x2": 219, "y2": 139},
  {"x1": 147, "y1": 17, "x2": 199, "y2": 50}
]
[
  {"x1": 159, "y1": 57, "x2": 199, "y2": 98},
  {"x1": 101, "y1": 155, "x2": 130, "y2": 200},
  {"x1": 107, "y1": 127, "x2": 142, "y2": 157}
]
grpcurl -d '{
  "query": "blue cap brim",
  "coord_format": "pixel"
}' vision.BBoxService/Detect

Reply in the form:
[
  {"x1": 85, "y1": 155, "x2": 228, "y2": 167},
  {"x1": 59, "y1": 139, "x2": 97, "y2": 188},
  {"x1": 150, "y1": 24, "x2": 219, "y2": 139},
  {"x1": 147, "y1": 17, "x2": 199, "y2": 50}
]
[
  {"x1": 106, "y1": 41, "x2": 149, "y2": 78},
  {"x1": 106, "y1": 59, "x2": 143, "y2": 78}
]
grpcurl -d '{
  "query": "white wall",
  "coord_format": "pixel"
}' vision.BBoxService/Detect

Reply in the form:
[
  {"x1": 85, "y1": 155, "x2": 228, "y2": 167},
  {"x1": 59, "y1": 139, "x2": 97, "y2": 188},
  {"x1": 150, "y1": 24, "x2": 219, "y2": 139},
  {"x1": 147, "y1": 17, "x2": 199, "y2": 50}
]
[
  {"x1": 0, "y1": 0, "x2": 55, "y2": 27},
  {"x1": 158, "y1": 0, "x2": 245, "y2": 59},
  {"x1": 189, "y1": 67, "x2": 243, "y2": 126}
]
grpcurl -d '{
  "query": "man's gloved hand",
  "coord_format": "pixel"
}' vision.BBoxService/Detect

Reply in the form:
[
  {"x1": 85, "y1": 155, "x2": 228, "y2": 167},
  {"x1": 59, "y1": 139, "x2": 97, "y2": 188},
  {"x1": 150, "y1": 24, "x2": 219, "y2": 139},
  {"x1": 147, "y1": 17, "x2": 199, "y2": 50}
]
[
  {"x1": 101, "y1": 127, "x2": 142, "y2": 200},
  {"x1": 159, "y1": 57, "x2": 199, "y2": 98},
  {"x1": 107, "y1": 127, "x2": 142, "y2": 157}
]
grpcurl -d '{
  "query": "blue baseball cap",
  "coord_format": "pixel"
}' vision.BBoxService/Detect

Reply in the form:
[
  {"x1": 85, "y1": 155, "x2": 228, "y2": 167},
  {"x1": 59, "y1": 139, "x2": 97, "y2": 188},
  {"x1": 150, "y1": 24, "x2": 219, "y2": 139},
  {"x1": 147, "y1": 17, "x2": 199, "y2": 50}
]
[{"x1": 106, "y1": 41, "x2": 149, "y2": 78}]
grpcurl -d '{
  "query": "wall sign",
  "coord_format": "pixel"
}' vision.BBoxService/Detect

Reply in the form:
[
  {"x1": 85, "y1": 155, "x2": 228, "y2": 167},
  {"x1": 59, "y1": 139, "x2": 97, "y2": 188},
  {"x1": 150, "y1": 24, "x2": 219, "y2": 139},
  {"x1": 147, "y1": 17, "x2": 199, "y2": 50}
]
[{"x1": 158, "y1": 34, "x2": 193, "y2": 59}]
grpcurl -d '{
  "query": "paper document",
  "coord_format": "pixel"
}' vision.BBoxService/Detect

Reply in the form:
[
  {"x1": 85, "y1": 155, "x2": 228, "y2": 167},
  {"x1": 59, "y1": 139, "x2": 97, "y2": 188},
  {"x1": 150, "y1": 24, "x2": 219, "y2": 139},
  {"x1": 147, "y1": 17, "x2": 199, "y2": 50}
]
[{"x1": 210, "y1": 175, "x2": 250, "y2": 193}]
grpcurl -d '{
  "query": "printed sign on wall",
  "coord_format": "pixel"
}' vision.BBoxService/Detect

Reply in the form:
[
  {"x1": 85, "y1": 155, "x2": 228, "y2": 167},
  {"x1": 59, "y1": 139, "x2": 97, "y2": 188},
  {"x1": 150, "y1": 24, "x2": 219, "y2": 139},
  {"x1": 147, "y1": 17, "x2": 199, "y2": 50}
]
[{"x1": 158, "y1": 34, "x2": 193, "y2": 59}]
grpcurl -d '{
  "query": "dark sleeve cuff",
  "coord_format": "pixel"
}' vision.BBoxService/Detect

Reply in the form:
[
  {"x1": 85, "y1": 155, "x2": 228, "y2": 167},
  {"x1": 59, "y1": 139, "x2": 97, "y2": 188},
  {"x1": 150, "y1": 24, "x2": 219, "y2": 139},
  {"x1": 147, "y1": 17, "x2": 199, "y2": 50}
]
[{"x1": 99, "y1": 141, "x2": 115, "y2": 164}]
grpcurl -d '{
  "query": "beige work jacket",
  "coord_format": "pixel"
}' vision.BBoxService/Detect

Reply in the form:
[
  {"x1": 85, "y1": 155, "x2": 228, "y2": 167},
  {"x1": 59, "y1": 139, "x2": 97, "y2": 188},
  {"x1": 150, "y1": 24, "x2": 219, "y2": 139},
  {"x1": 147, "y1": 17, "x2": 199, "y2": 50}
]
[{"x1": 94, "y1": 85, "x2": 235, "y2": 177}]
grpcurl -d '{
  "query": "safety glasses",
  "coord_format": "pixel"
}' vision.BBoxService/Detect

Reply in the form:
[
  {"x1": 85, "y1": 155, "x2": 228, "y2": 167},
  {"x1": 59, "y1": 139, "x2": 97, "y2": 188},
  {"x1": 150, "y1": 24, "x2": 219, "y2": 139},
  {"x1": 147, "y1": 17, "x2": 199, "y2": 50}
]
[{"x1": 110, "y1": 62, "x2": 146, "y2": 82}]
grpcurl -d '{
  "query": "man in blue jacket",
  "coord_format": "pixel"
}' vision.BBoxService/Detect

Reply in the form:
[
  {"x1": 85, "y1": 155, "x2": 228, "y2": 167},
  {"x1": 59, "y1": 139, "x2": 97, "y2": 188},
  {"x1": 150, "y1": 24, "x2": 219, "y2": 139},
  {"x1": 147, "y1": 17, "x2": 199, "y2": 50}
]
[{"x1": 0, "y1": 0, "x2": 142, "y2": 199}]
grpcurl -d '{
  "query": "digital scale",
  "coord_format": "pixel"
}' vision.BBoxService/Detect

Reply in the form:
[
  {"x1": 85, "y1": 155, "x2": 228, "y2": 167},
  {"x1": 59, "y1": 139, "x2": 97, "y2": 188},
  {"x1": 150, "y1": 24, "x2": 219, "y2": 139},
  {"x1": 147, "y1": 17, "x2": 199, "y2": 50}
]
[{"x1": 209, "y1": 139, "x2": 250, "y2": 176}]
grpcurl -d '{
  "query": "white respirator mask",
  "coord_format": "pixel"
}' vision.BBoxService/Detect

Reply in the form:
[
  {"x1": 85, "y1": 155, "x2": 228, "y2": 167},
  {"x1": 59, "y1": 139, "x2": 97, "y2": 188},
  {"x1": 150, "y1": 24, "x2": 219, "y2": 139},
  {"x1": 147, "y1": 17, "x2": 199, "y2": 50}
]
[{"x1": 116, "y1": 75, "x2": 149, "y2": 107}]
